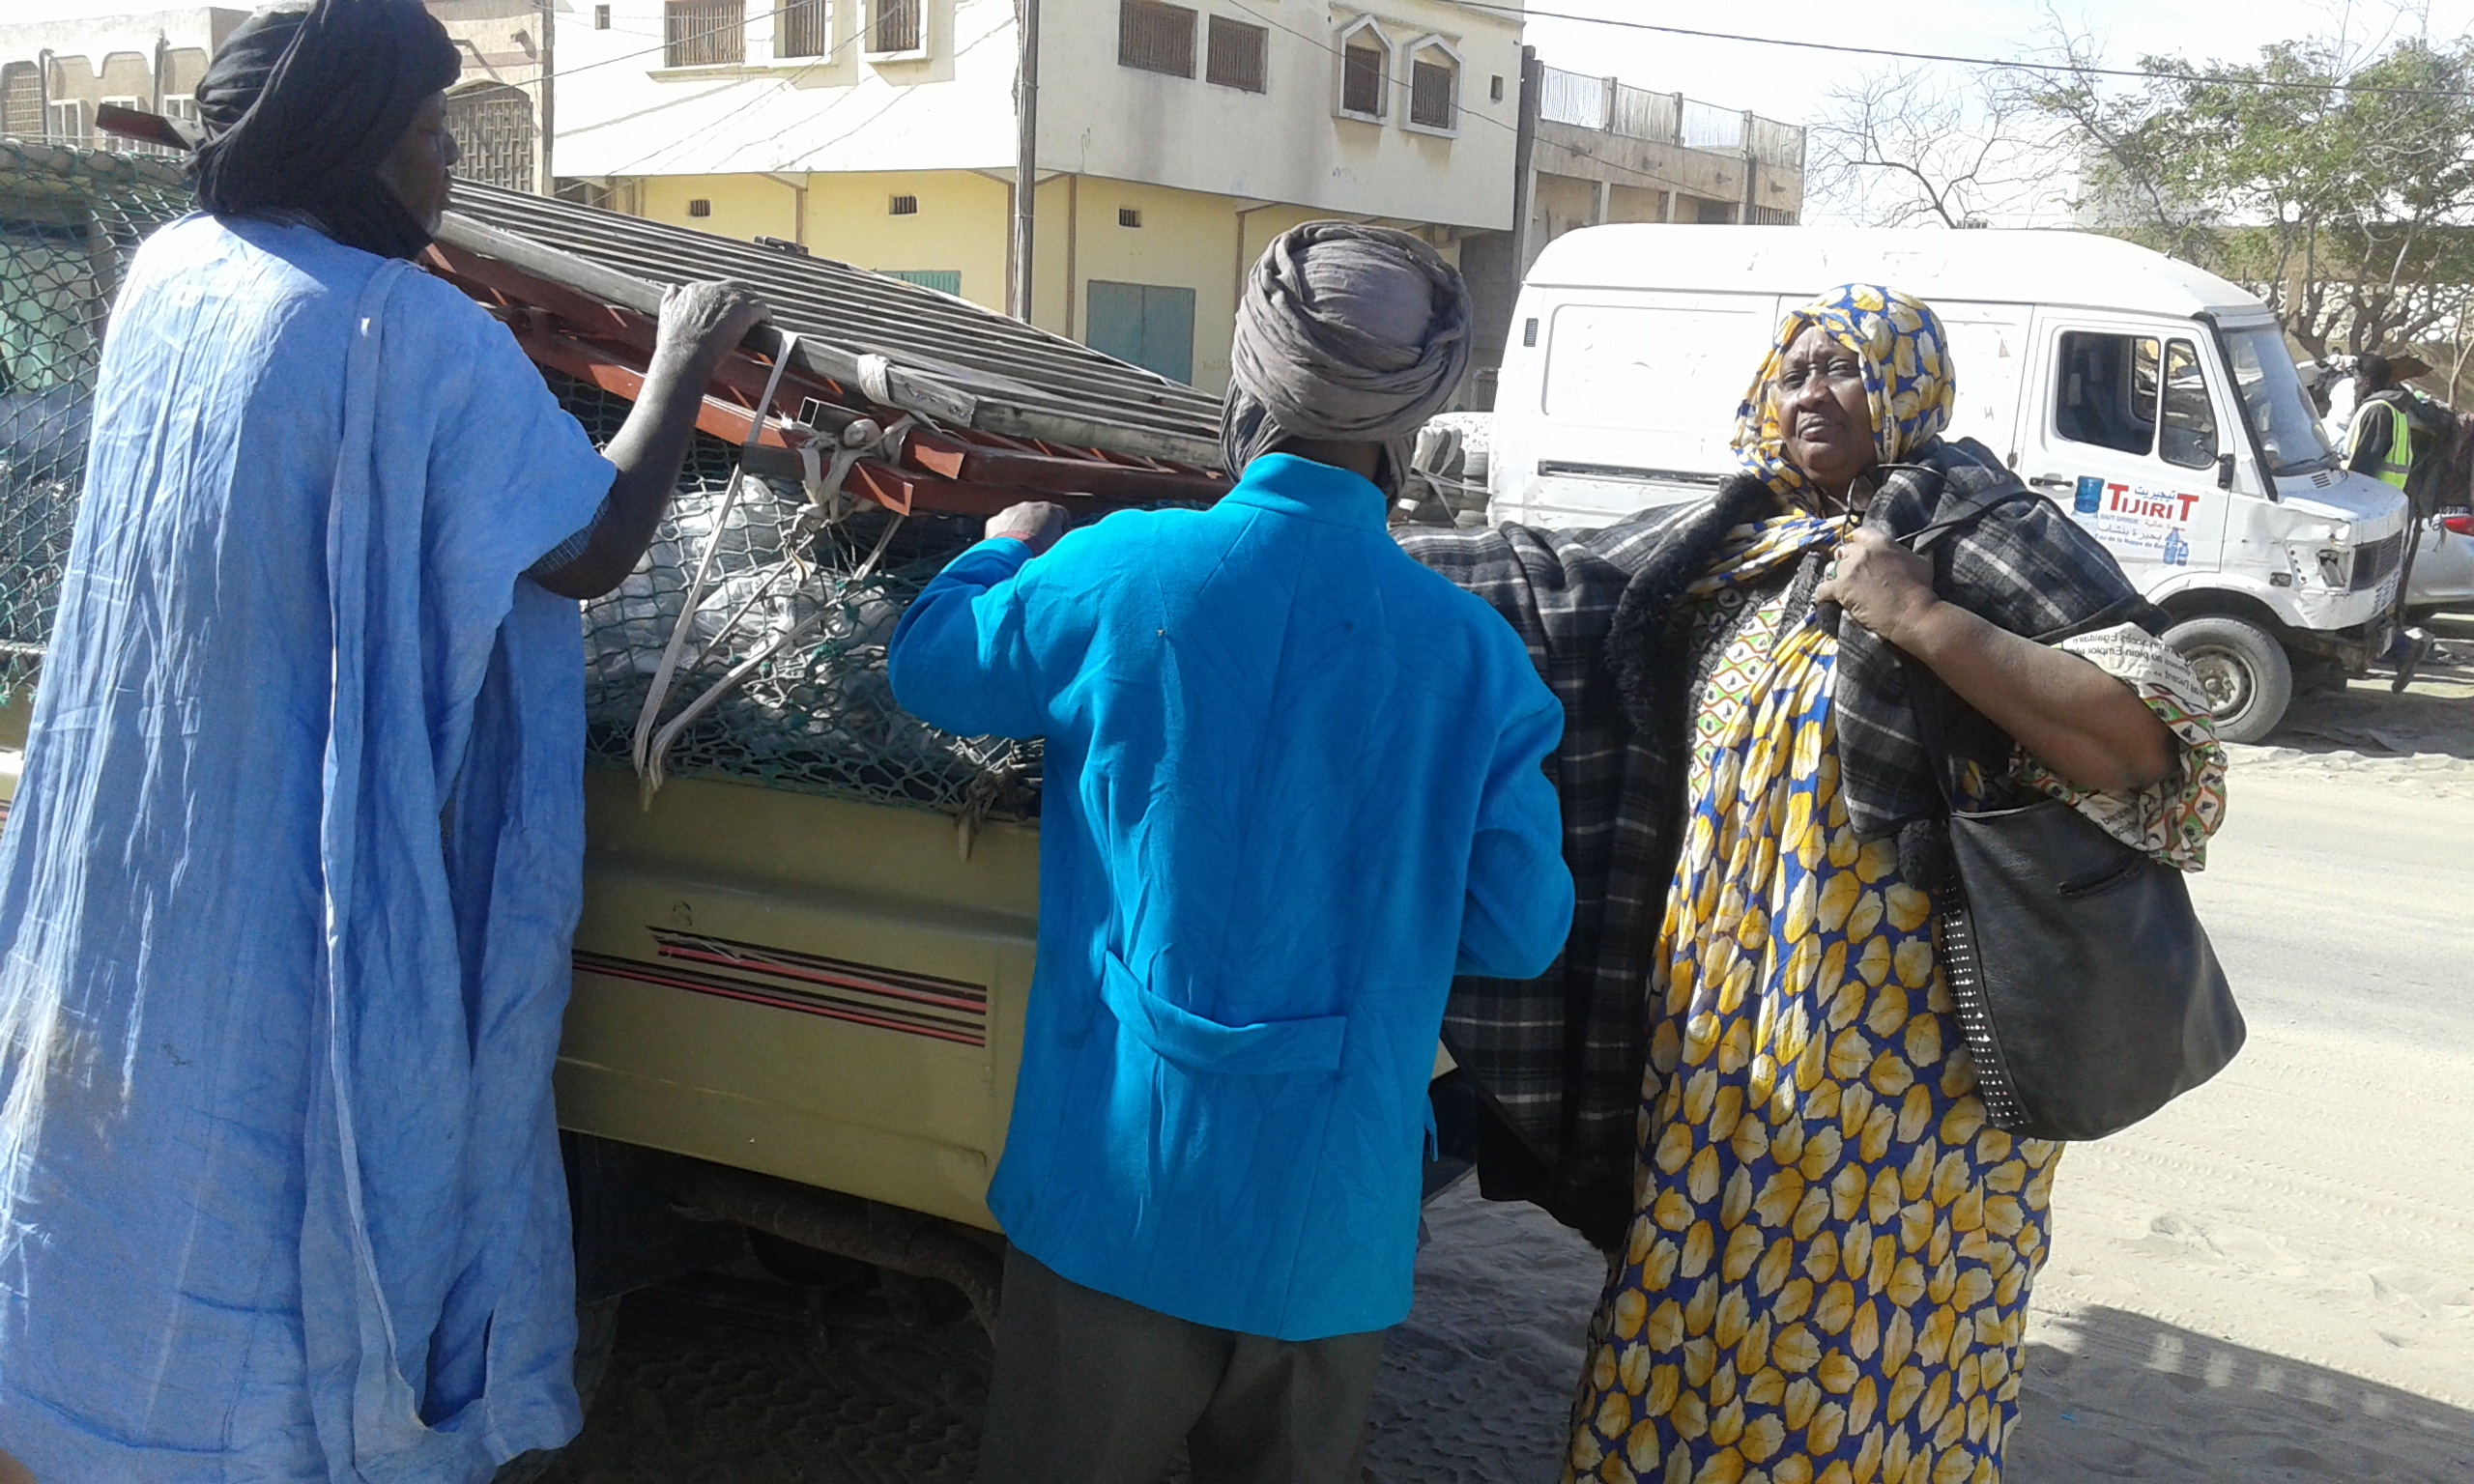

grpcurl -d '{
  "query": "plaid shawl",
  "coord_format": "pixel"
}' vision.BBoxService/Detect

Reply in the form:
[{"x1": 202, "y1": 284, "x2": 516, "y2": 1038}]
[{"x1": 1398, "y1": 436, "x2": 2162, "y2": 1248}]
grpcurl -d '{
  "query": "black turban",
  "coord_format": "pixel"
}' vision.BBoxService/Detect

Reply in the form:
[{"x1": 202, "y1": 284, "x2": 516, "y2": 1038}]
[{"x1": 190, "y1": 0, "x2": 462, "y2": 261}]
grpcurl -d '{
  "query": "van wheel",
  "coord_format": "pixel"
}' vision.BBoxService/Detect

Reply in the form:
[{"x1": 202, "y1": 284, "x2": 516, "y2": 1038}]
[{"x1": 2163, "y1": 616, "x2": 2293, "y2": 744}]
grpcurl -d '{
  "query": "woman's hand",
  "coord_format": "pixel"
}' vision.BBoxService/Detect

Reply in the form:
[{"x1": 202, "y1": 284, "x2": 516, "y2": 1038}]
[
  {"x1": 1813, "y1": 527, "x2": 1942, "y2": 647},
  {"x1": 1827, "y1": 528, "x2": 2179, "y2": 794}
]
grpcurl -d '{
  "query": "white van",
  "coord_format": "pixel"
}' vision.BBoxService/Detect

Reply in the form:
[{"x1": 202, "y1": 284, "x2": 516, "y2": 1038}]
[{"x1": 1486, "y1": 226, "x2": 2410, "y2": 743}]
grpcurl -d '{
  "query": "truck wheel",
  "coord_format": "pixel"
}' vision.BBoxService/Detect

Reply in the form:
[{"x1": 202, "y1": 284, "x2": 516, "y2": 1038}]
[{"x1": 2163, "y1": 616, "x2": 2293, "y2": 744}]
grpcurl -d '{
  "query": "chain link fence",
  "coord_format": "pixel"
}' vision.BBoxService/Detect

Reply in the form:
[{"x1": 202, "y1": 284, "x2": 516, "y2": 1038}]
[
  {"x1": 0, "y1": 140, "x2": 1036, "y2": 819},
  {"x1": 0, "y1": 143, "x2": 184, "y2": 704}
]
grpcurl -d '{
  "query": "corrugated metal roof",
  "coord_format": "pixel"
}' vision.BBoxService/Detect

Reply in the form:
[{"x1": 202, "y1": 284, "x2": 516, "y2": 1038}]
[{"x1": 446, "y1": 180, "x2": 1226, "y2": 468}]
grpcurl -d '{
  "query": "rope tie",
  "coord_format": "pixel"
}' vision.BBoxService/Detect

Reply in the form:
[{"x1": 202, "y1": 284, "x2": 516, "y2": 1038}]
[
  {"x1": 631, "y1": 331, "x2": 802, "y2": 806},
  {"x1": 631, "y1": 334, "x2": 917, "y2": 807}
]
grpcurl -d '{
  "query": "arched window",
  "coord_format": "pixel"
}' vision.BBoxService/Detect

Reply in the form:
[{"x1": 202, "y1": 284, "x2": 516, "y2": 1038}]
[
  {"x1": 1333, "y1": 15, "x2": 1390, "y2": 123},
  {"x1": 1404, "y1": 36, "x2": 1460, "y2": 135}
]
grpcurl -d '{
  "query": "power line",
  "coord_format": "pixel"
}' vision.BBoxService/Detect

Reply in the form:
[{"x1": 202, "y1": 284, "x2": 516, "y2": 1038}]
[
  {"x1": 1446, "y1": 2, "x2": 2474, "y2": 101},
  {"x1": 598, "y1": 7, "x2": 1009, "y2": 178},
  {"x1": 558, "y1": 0, "x2": 820, "y2": 81}
]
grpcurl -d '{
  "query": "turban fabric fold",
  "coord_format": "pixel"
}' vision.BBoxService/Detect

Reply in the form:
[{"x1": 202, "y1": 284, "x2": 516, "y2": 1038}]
[
  {"x1": 190, "y1": 0, "x2": 461, "y2": 262},
  {"x1": 1223, "y1": 221, "x2": 1473, "y2": 496}
]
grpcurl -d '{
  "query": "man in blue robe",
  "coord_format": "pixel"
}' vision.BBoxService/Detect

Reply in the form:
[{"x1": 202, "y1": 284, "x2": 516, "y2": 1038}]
[
  {"x1": 889, "y1": 222, "x2": 1575, "y2": 1483},
  {"x1": 0, "y1": 3, "x2": 762, "y2": 1478}
]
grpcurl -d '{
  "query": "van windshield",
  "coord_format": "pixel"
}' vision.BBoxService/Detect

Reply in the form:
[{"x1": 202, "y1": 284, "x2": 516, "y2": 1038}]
[{"x1": 2220, "y1": 323, "x2": 2337, "y2": 476}]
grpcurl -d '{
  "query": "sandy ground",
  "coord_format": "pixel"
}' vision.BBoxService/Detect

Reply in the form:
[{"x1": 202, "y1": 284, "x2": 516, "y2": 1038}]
[{"x1": 1362, "y1": 680, "x2": 2474, "y2": 1483}]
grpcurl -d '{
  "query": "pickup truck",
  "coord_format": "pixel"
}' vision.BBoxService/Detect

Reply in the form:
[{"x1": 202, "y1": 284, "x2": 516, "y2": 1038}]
[{"x1": 0, "y1": 143, "x2": 1237, "y2": 1355}]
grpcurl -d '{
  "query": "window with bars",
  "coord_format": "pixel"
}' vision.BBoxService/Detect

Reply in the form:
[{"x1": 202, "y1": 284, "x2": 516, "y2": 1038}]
[
  {"x1": 869, "y1": 0, "x2": 922, "y2": 55},
  {"x1": 446, "y1": 84, "x2": 536, "y2": 192},
  {"x1": 1407, "y1": 46, "x2": 1457, "y2": 132},
  {"x1": 0, "y1": 65, "x2": 41, "y2": 140},
  {"x1": 665, "y1": 0, "x2": 746, "y2": 66},
  {"x1": 777, "y1": 0, "x2": 827, "y2": 57},
  {"x1": 1205, "y1": 15, "x2": 1266, "y2": 92},
  {"x1": 1337, "y1": 23, "x2": 1386, "y2": 119},
  {"x1": 1118, "y1": 1, "x2": 1196, "y2": 79}
]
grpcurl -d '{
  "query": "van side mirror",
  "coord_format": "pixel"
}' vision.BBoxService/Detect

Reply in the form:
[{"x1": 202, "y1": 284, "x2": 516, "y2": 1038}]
[{"x1": 2216, "y1": 452, "x2": 2235, "y2": 490}]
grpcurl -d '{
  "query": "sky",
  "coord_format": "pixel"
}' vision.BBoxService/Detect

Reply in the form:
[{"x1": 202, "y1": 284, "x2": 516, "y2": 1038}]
[{"x1": 1510, "y1": 0, "x2": 2474, "y2": 125}]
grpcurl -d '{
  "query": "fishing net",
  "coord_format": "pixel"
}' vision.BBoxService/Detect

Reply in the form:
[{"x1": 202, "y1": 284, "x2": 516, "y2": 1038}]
[
  {"x1": 0, "y1": 142, "x2": 1038, "y2": 820},
  {"x1": 557, "y1": 372, "x2": 1041, "y2": 819}
]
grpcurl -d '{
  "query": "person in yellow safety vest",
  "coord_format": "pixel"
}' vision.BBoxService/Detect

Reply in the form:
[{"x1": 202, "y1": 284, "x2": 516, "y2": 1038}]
[
  {"x1": 2342, "y1": 352, "x2": 2442, "y2": 689},
  {"x1": 2345, "y1": 353, "x2": 2416, "y2": 489}
]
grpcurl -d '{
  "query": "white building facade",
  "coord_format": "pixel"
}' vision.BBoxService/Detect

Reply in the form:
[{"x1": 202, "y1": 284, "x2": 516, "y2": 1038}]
[{"x1": 551, "y1": 0, "x2": 1525, "y2": 390}]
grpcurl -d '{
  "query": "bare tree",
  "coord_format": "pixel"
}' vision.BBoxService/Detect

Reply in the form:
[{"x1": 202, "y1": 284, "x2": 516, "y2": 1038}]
[{"x1": 1807, "y1": 67, "x2": 2073, "y2": 228}]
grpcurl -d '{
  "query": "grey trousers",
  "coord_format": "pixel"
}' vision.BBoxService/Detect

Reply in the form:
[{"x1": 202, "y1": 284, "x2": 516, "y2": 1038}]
[{"x1": 974, "y1": 1247, "x2": 1385, "y2": 1484}]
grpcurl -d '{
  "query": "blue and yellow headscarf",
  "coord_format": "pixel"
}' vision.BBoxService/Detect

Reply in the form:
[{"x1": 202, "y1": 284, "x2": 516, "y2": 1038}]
[{"x1": 1732, "y1": 283, "x2": 1957, "y2": 501}]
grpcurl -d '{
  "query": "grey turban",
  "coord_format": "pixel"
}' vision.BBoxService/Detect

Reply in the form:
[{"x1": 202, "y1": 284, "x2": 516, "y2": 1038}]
[{"x1": 1223, "y1": 221, "x2": 1473, "y2": 496}]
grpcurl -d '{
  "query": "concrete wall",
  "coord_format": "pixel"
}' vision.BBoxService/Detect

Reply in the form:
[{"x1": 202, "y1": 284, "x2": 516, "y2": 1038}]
[
  {"x1": 1024, "y1": 176, "x2": 1428, "y2": 392},
  {"x1": 628, "y1": 160, "x2": 1480, "y2": 395},
  {"x1": 634, "y1": 167, "x2": 1015, "y2": 309},
  {"x1": 1035, "y1": 0, "x2": 1522, "y2": 230},
  {"x1": 1531, "y1": 118, "x2": 1805, "y2": 222}
]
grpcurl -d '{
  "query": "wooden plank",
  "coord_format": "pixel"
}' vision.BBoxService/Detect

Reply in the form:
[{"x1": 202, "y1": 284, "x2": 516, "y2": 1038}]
[
  {"x1": 515, "y1": 330, "x2": 807, "y2": 452},
  {"x1": 905, "y1": 430, "x2": 1228, "y2": 500},
  {"x1": 845, "y1": 465, "x2": 1117, "y2": 520}
]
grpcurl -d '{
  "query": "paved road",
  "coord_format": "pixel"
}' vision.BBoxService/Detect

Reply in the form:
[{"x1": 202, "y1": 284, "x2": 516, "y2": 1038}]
[{"x1": 534, "y1": 731, "x2": 2474, "y2": 1483}]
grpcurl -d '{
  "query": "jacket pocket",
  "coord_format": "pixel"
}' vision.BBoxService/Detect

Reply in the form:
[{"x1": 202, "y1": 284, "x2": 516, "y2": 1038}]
[{"x1": 1098, "y1": 952, "x2": 1347, "y2": 1077}]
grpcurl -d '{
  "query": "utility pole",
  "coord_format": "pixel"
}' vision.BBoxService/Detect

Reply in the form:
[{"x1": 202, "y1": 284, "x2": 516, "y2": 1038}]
[
  {"x1": 537, "y1": 0, "x2": 557, "y2": 195},
  {"x1": 1509, "y1": 46, "x2": 1540, "y2": 278},
  {"x1": 1011, "y1": 0, "x2": 1040, "y2": 322}
]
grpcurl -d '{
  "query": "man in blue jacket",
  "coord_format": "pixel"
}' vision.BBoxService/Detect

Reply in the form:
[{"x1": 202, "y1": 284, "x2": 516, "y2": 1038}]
[{"x1": 890, "y1": 222, "x2": 1572, "y2": 1484}]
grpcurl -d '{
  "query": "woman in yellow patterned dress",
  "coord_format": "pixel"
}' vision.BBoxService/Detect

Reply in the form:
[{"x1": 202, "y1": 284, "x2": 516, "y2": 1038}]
[
  {"x1": 1548, "y1": 286, "x2": 2230, "y2": 1484},
  {"x1": 1405, "y1": 283, "x2": 2230, "y2": 1484}
]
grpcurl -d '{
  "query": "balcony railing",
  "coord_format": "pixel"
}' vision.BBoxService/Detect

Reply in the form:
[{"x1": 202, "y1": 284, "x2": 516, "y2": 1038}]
[{"x1": 1537, "y1": 64, "x2": 1804, "y2": 168}]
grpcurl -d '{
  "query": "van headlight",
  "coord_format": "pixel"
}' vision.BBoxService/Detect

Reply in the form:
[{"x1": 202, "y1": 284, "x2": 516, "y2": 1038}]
[{"x1": 2316, "y1": 548, "x2": 2349, "y2": 587}]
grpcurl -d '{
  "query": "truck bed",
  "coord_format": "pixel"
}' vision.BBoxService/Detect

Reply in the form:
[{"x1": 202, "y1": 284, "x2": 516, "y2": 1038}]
[{"x1": 562, "y1": 765, "x2": 1034, "y2": 1232}]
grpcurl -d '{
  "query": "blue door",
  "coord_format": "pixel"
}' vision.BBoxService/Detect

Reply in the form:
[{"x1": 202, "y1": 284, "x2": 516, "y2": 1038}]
[
  {"x1": 886, "y1": 269, "x2": 963, "y2": 297},
  {"x1": 1085, "y1": 280, "x2": 1196, "y2": 384}
]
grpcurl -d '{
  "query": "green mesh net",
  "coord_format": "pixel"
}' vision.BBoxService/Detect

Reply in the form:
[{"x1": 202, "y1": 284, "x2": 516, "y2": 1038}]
[
  {"x1": 0, "y1": 142, "x2": 1037, "y2": 821},
  {"x1": 1, "y1": 146, "x2": 191, "y2": 703},
  {"x1": 556, "y1": 372, "x2": 1040, "y2": 819}
]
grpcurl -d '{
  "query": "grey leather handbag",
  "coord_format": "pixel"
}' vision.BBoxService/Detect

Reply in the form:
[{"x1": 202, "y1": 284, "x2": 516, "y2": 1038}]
[{"x1": 1907, "y1": 689, "x2": 2245, "y2": 1142}]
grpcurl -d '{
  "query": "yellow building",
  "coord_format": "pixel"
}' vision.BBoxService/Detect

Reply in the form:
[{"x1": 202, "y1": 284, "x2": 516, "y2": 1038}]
[{"x1": 556, "y1": 0, "x2": 1529, "y2": 393}]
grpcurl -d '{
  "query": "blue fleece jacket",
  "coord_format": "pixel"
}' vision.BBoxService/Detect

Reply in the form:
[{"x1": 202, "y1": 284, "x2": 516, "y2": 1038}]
[{"x1": 888, "y1": 453, "x2": 1572, "y2": 1340}]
